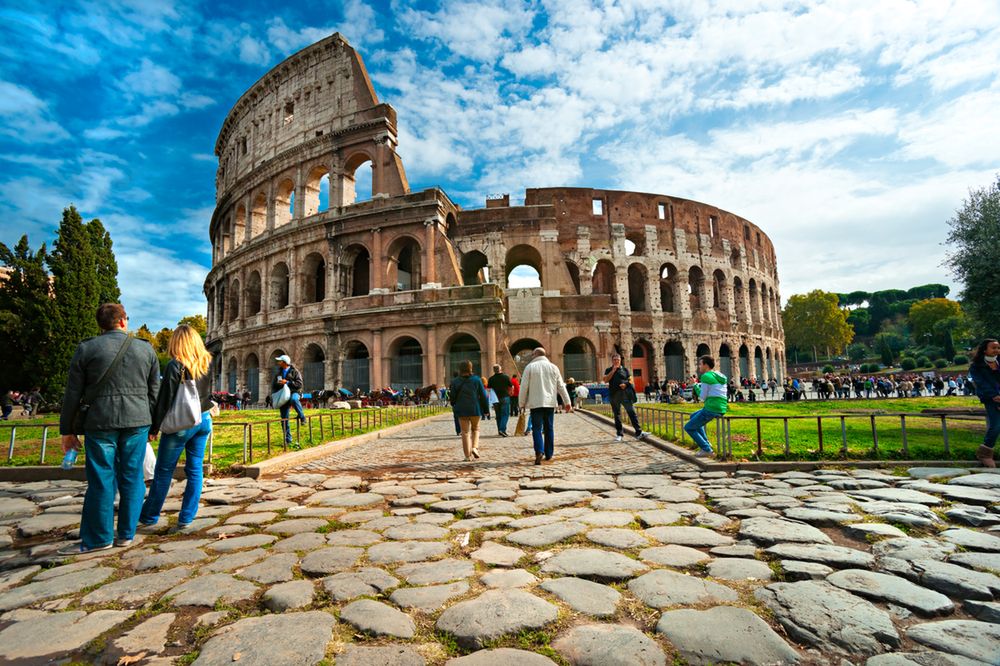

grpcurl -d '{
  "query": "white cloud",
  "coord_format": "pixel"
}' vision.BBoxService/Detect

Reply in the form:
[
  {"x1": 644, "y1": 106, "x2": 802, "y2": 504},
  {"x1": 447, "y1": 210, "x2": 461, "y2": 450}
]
[
  {"x1": 398, "y1": 0, "x2": 534, "y2": 62},
  {"x1": 120, "y1": 58, "x2": 182, "y2": 98},
  {"x1": 179, "y1": 92, "x2": 215, "y2": 109},
  {"x1": 897, "y1": 85, "x2": 1000, "y2": 168},
  {"x1": 84, "y1": 126, "x2": 129, "y2": 141},
  {"x1": 238, "y1": 34, "x2": 271, "y2": 65},
  {"x1": 0, "y1": 81, "x2": 70, "y2": 143}
]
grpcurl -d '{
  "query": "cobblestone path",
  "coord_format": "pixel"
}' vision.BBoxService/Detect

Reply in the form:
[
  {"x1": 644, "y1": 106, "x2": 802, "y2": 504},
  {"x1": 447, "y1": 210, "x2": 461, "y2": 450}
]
[
  {"x1": 293, "y1": 412, "x2": 694, "y2": 478},
  {"x1": 1, "y1": 417, "x2": 999, "y2": 665}
]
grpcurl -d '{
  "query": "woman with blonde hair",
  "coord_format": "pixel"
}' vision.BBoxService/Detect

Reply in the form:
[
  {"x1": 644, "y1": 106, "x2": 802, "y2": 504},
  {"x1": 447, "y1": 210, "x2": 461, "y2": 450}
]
[
  {"x1": 449, "y1": 360, "x2": 489, "y2": 461},
  {"x1": 139, "y1": 325, "x2": 216, "y2": 530}
]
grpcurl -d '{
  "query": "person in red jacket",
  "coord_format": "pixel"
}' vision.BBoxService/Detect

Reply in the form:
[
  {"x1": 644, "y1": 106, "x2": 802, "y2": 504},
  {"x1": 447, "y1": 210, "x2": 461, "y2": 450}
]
[{"x1": 509, "y1": 373, "x2": 521, "y2": 416}]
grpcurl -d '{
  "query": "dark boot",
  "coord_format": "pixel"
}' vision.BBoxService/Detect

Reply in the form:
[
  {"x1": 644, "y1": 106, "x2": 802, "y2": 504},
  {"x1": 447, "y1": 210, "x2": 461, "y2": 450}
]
[
  {"x1": 534, "y1": 453, "x2": 543, "y2": 465},
  {"x1": 976, "y1": 445, "x2": 996, "y2": 468}
]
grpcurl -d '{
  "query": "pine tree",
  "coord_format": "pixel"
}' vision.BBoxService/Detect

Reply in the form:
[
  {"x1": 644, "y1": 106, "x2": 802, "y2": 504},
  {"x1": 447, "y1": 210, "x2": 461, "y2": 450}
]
[
  {"x1": 0, "y1": 236, "x2": 54, "y2": 391},
  {"x1": 46, "y1": 206, "x2": 101, "y2": 395},
  {"x1": 88, "y1": 218, "x2": 120, "y2": 304}
]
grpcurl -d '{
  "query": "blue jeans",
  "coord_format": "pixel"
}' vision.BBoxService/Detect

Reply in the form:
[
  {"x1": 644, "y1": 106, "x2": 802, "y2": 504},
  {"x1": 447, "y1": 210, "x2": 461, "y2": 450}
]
[
  {"x1": 81, "y1": 426, "x2": 148, "y2": 549},
  {"x1": 140, "y1": 413, "x2": 212, "y2": 526},
  {"x1": 610, "y1": 395, "x2": 642, "y2": 436},
  {"x1": 984, "y1": 401, "x2": 1000, "y2": 448},
  {"x1": 279, "y1": 393, "x2": 306, "y2": 443},
  {"x1": 684, "y1": 408, "x2": 719, "y2": 452},
  {"x1": 530, "y1": 407, "x2": 555, "y2": 458},
  {"x1": 495, "y1": 397, "x2": 510, "y2": 434}
]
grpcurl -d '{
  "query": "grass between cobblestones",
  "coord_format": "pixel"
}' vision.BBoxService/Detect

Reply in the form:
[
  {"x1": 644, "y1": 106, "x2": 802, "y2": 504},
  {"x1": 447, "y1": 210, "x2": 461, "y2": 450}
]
[
  {"x1": 0, "y1": 406, "x2": 449, "y2": 470},
  {"x1": 588, "y1": 396, "x2": 986, "y2": 461}
]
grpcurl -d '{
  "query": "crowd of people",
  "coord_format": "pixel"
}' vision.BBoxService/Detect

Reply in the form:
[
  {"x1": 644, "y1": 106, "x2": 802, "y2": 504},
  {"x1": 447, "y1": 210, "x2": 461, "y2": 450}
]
[{"x1": 0, "y1": 387, "x2": 46, "y2": 420}]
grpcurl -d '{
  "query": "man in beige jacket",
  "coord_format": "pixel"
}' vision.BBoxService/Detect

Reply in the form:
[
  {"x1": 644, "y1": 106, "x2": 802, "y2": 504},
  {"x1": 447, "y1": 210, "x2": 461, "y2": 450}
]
[{"x1": 518, "y1": 348, "x2": 572, "y2": 465}]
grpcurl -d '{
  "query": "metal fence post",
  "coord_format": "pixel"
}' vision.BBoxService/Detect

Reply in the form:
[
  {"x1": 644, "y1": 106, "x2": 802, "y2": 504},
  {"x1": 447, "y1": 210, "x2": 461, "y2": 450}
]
[
  {"x1": 242, "y1": 424, "x2": 249, "y2": 464},
  {"x1": 756, "y1": 419, "x2": 763, "y2": 457},
  {"x1": 7, "y1": 427, "x2": 15, "y2": 461},
  {"x1": 940, "y1": 416, "x2": 950, "y2": 457},
  {"x1": 870, "y1": 415, "x2": 878, "y2": 455},
  {"x1": 816, "y1": 416, "x2": 824, "y2": 455},
  {"x1": 900, "y1": 415, "x2": 908, "y2": 458},
  {"x1": 783, "y1": 418, "x2": 790, "y2": 456},
  {"x1": 840, "y1": 417, "x2": 847, "y2": 457},
  {"x1": 39, "y1": 426, "x2": 48, "y2": 464}
]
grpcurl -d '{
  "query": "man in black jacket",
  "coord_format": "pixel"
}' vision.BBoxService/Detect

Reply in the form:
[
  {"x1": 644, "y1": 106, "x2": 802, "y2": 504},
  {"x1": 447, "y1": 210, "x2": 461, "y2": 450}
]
[
  {"x1": 603, "y1": 353, "x2": 648, "y2": 443},
  {"x1": 487, "y1": 364, "x2": 513, "y2": 436},
  {"x1": 272, "y1": 354, "x2": 306, "y2": 445},
  {"x1": 59, "y1": 303, "x2": 159, "y2": 553}
]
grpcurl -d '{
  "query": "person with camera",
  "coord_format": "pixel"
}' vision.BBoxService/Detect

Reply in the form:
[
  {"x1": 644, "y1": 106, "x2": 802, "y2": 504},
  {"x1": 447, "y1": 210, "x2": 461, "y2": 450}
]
[
  {"x1": 603, "y1": 353, "x2": 648, "y2": 442},
  {"x1": 272, "y1": 354, "x2": 306, "y2": 446}
]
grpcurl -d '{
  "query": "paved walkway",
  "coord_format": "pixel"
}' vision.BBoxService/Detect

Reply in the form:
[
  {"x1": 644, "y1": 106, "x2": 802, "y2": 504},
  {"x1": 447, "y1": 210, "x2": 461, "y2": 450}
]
[
  {"x1": 293, "y1": 412, "x2": 694, "y2": 478},
  {"x1": 0, "y1": 421, "x2": 999, "y2": 665}
]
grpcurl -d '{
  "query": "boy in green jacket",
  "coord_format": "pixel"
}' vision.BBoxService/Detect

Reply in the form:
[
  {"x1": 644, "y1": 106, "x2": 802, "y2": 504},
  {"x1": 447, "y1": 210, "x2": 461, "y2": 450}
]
[{"x1": 683, "y1": 355, "x2": 728, "y2": 457}]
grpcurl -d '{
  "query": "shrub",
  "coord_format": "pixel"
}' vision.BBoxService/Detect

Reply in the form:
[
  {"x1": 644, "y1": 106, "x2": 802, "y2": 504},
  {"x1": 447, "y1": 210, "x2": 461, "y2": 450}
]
[
  {"x1": 822, "y1": 364, "x2": 835, "y2": 373},
  {"x1": 934, "y1": 359, "x2": 949, "y2": 368},
  {"x1": 900, "y1": 357, "x2": 917, "y2": 371},
  {"x1": 916, "y1": 355, "x2": 931, "y2": 367},
  {"x1": 953, "y1": 355, "x2": 968, "y2": 365}
]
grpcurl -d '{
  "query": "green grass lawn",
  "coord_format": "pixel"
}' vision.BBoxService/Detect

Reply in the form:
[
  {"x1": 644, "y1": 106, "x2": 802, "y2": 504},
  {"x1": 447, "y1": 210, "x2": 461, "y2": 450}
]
[
  {"x1": 588, "y1": 396, "x2": 987, "y2": 462},
  {"x1": 0, "y1": 405, "x2": 449, "y2": 471}
]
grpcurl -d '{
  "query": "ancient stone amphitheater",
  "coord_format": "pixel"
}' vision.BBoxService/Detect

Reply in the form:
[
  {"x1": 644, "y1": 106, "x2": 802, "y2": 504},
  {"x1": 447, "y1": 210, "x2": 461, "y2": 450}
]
[{"x1": 204, "y1": 33, "x2": 785, "y2": 400}]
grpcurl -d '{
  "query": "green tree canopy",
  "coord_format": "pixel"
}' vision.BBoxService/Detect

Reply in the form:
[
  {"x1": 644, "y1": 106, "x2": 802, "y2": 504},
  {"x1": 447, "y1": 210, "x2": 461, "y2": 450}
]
[
  {"x1": 783, "y1": 290, "x2": 855, "y2": 360},
  {"x1": 177, "y1": 314, "x2": 207, "y2": 338},
  {"x1": 908, "y1": 298, "x2": 963, "y2": 339},
  {"x1": 0, "y1": 236, "x2": 54, "y2": 391},
  {"x1": 947, "y1": 175, "x2": 1000, "y2": 335},
  {"x1": 906, "y1": 284, "x2": 949, "y2": 301}
]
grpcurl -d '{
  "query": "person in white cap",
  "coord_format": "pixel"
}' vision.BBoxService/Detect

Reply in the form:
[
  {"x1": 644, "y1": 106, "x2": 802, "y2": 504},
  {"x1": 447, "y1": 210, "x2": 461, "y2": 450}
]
[{"x1": 272, "y1": 354, "x2": 306, "y2": 445}]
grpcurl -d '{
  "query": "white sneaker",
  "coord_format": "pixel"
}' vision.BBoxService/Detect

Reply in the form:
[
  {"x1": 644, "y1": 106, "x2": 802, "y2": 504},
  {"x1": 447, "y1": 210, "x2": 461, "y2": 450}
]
[
  {"x1": 614, "y1": 435, "x2": 623, "y2": 442},
  {"x1": 637, "y1": 431, "x2": 649, "y2": 440},
  {"x1": 695, "y1": 449, "x2": 714, "y2": 458}
]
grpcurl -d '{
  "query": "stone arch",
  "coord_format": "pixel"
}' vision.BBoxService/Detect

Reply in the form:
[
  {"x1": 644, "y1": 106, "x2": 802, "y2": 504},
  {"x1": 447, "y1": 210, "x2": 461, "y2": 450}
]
[
  {"x1": 251, "y1": 191, "x2": 267, "y2": 237},
  {"x1": 275, "y1": 178, "x2": 295, "y2": 227},
  {"x1": 627, "y1": 263, "x2": 647, "y2": 312},
  {"x1": 754, "y1": 346, "x2": 765, "y2": 380},
  {"x1": 660, "y1": 263, "x2": 677, "y2": 312},
  {"x1": 461, "y1": 250, "x2": 490, "y2": 286},
  {"x1": 624, "y1": 231, "x2": 645, "y2": 257},
  {"x1": 688, "y1": 266, "x2": 705, "y2": 311},
  {"x1": 733, "y1": 276, "x2": 747, "y2": 322},
  {"x1": 712, "y1": 269, "x2": 728, "y2": 310},
  {"x1": 232, "y1": 206, "x2": 246, "y2": 250},
  {"x1": 739, "y1": 344, "x2": 750, "y2": 379},
  {"x1": 343, "y1": 340, "x2": 371, "y2": 393},
  {"x1": 445, "y1": 212, "x2": 457, "y2": 241},
  {"x1": 766, "y1": 347, "x2": 774, "y2": 379},
  {"x1": 246, "y1": 270, "x2": 262, "y2": 315},
  {"x1": 227, "y1": 356, "x2": 238, "y2": 393},
  {"x1": 386, "y1": 235, "x2": 422, "y2": 292},
  {"x1": 343, "y1": 151, "x2": 374, "y2": 206},
  {"x1": 339, "y1": 243, "x2": 371, "y2": 297},
  {"x1": 719, "y1": 343, "x2": 733, "y2": 377},
  {"x1": 303, "y1": 342, "x2": 326, "y2": 392},
  {"x1": 245, "y1": 352, "x2": 260, "y2": 403},
  {"x1": 510, "y1": 338, "x2": 543, "y2": 358},
  {"x1": 748, "y1": 279, "x2": 759, "y2": 324},
  {"x1": 271, "y1": 261, "x2": 290, "y2": 309},
  {"x1": 302, "y1": 252, "x2": 326, "y2": 303},
  {"x1": 505, "y1": 244, "x2": 543, "y2": 290},
  {"x1": 591, "y1": 259, "x2": 616, "y2": 303},
  {"x1": 695, "y1": 342, "x2": 711, "y2": 358},
  {"x1": 445, "y1": 332, "x2": 482, "y2": 378},
  {"x1": 304, "y1": 165, "x2": 331, "y2": 216},
  {"x1": 562, "y1": 337, "x2": 596, "y2": 383},
  {"x1": 389, "y1": 335, "x2": 423, "y2": 390},
  {"x1": 631, "y1": 339, "x2": 654, "y2": 391},
  {"x1": 228, "y1": 278, "x2": 240, "y2": 322},
  {"x1": 565, "y1": 260, "x2": 581, "y2": 295},
  {"x1": 664, "y1": 340, "x2": 685, "y2": 381}
]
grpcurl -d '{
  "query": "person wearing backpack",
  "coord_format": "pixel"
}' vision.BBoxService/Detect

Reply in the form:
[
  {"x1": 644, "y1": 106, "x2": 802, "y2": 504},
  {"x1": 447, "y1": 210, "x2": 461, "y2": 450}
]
[
  {"x1": 449, "y1": 360, "x2": 489, "y2": 461},
  {"x1": 683, "y1": 355, "x2": 728, "y2": 458},
  {"x1": 138, "y1": 324, "x2": 216, "y2": 530},
  {"x1": 58, "y1": 304, "x2": 159, "y2": 554}
]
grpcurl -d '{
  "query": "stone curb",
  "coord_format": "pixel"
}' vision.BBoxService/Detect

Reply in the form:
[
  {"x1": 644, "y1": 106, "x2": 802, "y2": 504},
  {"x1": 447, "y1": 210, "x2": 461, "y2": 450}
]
[
  {"x1": 0, "y1": 464, "x2": 209, "y2": 483},
  {"x1": 241, "y1": 413, "x2": 445, "y2": 478},
  {"x1": 577, "y1": 408, "x2": 979, "y2": 474}
]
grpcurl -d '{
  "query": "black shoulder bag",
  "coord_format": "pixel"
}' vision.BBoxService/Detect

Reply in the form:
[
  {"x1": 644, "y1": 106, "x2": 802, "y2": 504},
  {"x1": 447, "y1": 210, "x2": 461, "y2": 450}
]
[{"x1": 71, "y1": 336, "x2": 132, "y2": 435}]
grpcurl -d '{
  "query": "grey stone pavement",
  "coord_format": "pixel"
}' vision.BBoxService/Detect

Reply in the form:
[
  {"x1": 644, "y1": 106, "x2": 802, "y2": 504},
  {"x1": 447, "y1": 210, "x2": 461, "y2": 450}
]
[{"x1": 0, "y1": 413, "x2": 998, "y2": 665}]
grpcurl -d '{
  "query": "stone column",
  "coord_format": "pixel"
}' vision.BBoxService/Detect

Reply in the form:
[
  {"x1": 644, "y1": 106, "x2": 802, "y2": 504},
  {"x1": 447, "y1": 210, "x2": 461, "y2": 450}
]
[
  {"x1": 259, "y1": 367, "x2": 270, "y2": 405},
  {"x1": 423, "y1": 219, "x2": 438, "y2": 287},
  {"x1": 539, "y1": 229, "x2": 559, "y2": 295},
  {"x1": 294, "y1": 166, "x2": 305, "y2": 220},
  {"x1": 244, "y1": 195, "x2": 252, "y2": 245},
  {"x1": 676, "y1": 271, "x2": 692, "y2": 320},
  {"x1": 486, "y1": 320, "x2": 498, "y2": 370},
  {"x1": 370, "y1": 228, "x2": 384, "y2": 292},
  {"x1": 371, "y1": 329, "x2": 384, "y2": 389},
  {"x1": 425, "y1": 325, "x2": 438, "y2": 386},
  {"x1": 266, "y1": 182, "x2": 276, "y2": 231},
  {"x1": 648, "y1": 265, "x2": 661, "y2": 313}
]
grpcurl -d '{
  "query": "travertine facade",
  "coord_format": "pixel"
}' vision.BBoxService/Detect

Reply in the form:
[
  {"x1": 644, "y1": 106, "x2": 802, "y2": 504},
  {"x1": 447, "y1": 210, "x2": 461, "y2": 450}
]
[{"x1": 204, "y1": 33, "x2": 785, "y2": 400}]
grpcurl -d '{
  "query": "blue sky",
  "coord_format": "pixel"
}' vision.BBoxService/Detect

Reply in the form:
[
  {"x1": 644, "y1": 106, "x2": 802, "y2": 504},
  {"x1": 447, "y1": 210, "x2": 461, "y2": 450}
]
[{"x1": 1, "y1": 0, "x2": 998, "y2": 330}]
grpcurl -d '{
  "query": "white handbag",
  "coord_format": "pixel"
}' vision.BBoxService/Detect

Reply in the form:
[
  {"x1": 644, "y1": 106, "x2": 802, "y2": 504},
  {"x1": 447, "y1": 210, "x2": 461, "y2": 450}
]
[
  {"x1": 271, "y1": 384, "x2": 291, "y2": 408},
  {"x1": 160, "y1": 367, "x2": 203, "y2": 434}
]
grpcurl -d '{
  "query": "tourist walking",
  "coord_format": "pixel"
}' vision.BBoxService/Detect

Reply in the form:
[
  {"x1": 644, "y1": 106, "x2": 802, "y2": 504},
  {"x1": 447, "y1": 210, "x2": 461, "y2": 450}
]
[
  {"x1": 58, "y1": 304, "x2": 159, "y2": 553},
  {"x1": 449, "y1": 361, "x2": 489, "y2": 460},
  {"x1": 603, "y1": 353, "x2": 648, "y2": 442},
  {"x1": 683, "y1": 355, "x2": 729, "y2": 458},
  {"x1": 487, "y1": 364, "x2": 513, "y2": 436},
  {"x1": 969, "y1": 338, "x2": 1000, "y2": 468},
  {"x1": 0, "y1": 389, "x2": 12, "y2": 420},
  {"x1": 510, "y1": 373, "x2": 520, "y2": 416},
  {"x1": 272, "y1": 354, "x2": 306, "y2": 446},
  {"x1": 518, "y1": 348, "x2": 572, "y2": 465},
  {"x1": 138, "y1": 325, "x2": 216, "y2": 530}
]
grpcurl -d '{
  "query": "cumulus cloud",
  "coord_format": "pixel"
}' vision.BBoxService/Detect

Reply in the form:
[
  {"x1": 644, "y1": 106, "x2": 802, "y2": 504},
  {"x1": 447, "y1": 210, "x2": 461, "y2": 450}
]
[
  {"x1": 120, "y1": 58, "x2": 182, "y2": 98},
  {"x1": 0, "y1": 81, "x2": 70, "y2": 143}
]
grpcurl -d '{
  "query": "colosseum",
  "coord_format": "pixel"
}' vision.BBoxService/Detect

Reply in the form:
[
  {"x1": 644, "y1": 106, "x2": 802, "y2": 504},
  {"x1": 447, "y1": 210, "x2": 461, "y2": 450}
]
[{"x1": 204, "y1": 33, "x2": 786, "y2": 401}]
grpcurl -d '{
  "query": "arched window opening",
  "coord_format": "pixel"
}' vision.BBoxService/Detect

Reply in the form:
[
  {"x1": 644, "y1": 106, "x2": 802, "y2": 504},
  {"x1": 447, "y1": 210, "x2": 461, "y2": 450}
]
[
  {"x1": 246, "y1": 271, "x2": 262, "y2": 316},
  {"x1": 565, "y1": 261, "x2": 581, "y2": 295},
  {"x1": 390, "y1": 337, "x2": 423, "y2": 391},
  {"x1": 275, "y1": 179, "x2": 295, "y2": 227},
  {"x1": 739, "y1": 344, "x2": 750, "y2": 379},
  {"x1": 748, "y1": 279, "x2": 759, "y2": 325},
  {"x1": 733, "y1": 277, "x2": 747, "y2": 322},
  {"x1": 766, "y1": 347, "x2": 774, "y2": 379},
  {"x1": 216, "y1": 285, "x2": 225, "y2": 327},
  {"x1": 271, "y1": 262, "x2": 290, "y2": 310},
  {"x1": 304, "y1": 166, "x2": 331, "y2": 216},
  {"x1": 631, "y1": 340, "x2": 653, "y2": 391},
  {"x1": 696, "y1": 343, "x2": 711, "y2": 358},
  {"x1": 446, "y1": 334, "x2": 481, "y2": 378},
  {"x1": 245, "y1": 353, "x2": 260, "y2": 403},
  {"x1": 461, "y1": 251, "x2": 490, "y2": 286},
  {"x1": 232, "y1": 208, "x2": 245, "y2": 250},
  {"x1": 624, "y1": 232, "x2": 644, "y2": 257},
  {"x1": 445, "y1": 213, "x2": 457, "y2": 241},
  {"x1": 664, "y1": 340, "x2": 684, "y2": 381},
  {"x1": 660, "y1": 264, "x2": 676, "y2": 312},
  {"x1": 227, "y1": 357, "x2": 238, "y2": 394},
  {"x1": 510, "y1": 338, "x2": 543, "y2": 358},
  {"x1": 343, "y1": 341, "x2": 371, "y2": 393},
  {"x1": 344, "y1": 154, "x2": 373, "y2": 206},
  {"x1": 505, "y1": 245, "x2": 543, "y2": 290},
  {"x1": 754, "y1": 347, "x2": 765, "y2": 380},
  {"x1": 303, "y1": 343, "x2": 325, "y2": 392},
  {"x1": 627, "y1": 264, "x2": 647, "y2": 311},
  {"x1": 591, "y1": 260, "x2": 616, "y2": 303},
  {"x1": 730, "y1": 248, "x2": 741, "y2": 269},
  {"x1": 251, "y1": 192, "x2": 267, "y2": 237},
  {"x1": 688, "y1": 266, "x2": 705, "y2": 311},
  {"x1": 563, "y1": 337, "x2": 596, "y2": 382},
  {"x1": 228, "y1": 279, "x2": 240, "y2": 322},
  {"x1": 719, "y1": 343, "x2": 733, "y2": 377},
  {"x1": 388, "y1": 237, "x2": 421, "y2": 292},
  {"x1": 349, "y1": 246, "x2": 370, "y2": 296},
  {"x1": 302, "y1": 252, "x2": 326, "y2": 303},
  {"x1": 713, "y1": 269, "x2": 727, "y2": 310}
]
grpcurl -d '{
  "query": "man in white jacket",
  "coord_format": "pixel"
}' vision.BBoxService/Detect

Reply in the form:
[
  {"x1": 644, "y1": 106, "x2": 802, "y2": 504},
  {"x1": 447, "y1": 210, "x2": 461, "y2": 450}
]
[{"x1": 518, "y1": 348, "x2": 572, "y2": 465}]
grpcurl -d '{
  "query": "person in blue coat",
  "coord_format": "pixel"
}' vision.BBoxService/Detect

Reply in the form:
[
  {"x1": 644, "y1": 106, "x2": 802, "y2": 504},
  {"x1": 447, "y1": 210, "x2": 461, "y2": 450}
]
[
  {"x1": 969, "y1": 338, "x2": 1000, "y2": 468},
  {"x1": 449, "y1": 360, "x2": 489, "y2": 461}
]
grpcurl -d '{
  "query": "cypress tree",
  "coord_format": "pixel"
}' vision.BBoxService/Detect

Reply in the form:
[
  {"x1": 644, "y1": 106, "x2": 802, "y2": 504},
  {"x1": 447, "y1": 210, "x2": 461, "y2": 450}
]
[
  {"x1": 0, "y1": 236, "x2": 54, "y2": 391},
  {"x1": 46, "y1": 206, "x2": 101, "y2": 395},
  {"x1": 88, "y1": 218, "x2": 120, "y2": 304}
]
